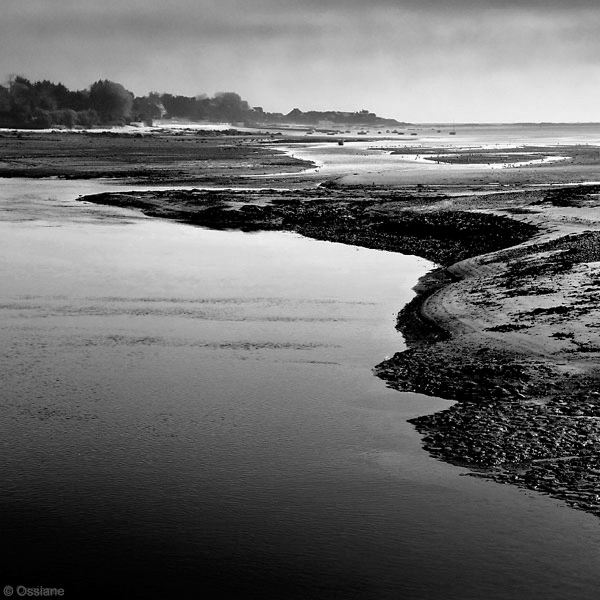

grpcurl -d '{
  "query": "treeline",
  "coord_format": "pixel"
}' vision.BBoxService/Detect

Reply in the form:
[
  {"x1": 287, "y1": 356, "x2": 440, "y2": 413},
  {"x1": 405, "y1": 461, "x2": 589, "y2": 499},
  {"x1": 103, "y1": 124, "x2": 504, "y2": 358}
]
[
  {"x1": 283, "y1": 108, "x2": 401, "y2": 127},
  {"x1": 0, "y1": 77, "x2": 137, "y2": 128},
  {"x1": 0, "y1": 75, "x2": 401, "y2": 129}
]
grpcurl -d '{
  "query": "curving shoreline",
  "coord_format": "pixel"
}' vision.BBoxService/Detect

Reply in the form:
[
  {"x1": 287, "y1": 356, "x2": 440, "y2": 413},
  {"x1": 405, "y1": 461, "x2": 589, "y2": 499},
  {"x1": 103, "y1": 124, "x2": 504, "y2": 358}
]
[
  {"x1": 375, "y1": 198, "x2": 600, "y2": 514},
  {"x1": 6, "y1": 129, "x2": 600, "y2": 518},
  {"x1": 80, "y1": 183, "x2": 600, "y2": 517}
]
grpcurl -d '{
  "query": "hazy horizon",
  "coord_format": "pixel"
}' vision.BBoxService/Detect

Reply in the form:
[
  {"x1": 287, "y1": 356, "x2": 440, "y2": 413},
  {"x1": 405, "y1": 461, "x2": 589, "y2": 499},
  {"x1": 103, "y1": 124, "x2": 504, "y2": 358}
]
[{"x1": 2, "y1": 0, "x2": 599, "y2": 123}]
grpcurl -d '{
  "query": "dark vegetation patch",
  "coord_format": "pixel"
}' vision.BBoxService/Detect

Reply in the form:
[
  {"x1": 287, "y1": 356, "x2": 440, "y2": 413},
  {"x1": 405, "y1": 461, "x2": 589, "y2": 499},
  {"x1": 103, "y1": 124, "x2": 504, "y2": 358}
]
[
  {"x1": 394, "y1": 276, "x2": 455, "y2": 345},
  {"x1": 499, "y1": 231, "x2": 600, "y2": 291},
  {"x1": 500, "y1": 207, "x2": 538, "y2": 214},
  {"x1": 538, "y1": 230, "x2": 600, "y2": 263},
  {"x1": 375, "y1": 342, "x2": 600, "y2": 515},
  {"x1": 486, "y1": 323, "x2": 531, "y2": 332},
  {"x1": 551, "y1": 331, "x2": 575, "y2": 339},
  {"x1": 502, "y1": 286, "x2": 555, "y2": 297},
  {"x1": 82, "y1": 189, "x2": 539, "y2": 267},
  {"x1": 375, "y1": 345, "x2": 550, "y2": 405},
  {"x1": 538, "y1": 184, "x2": 600, "y2": 207},
  {"x1": 520, "y1": 305, "x2": 572, "y2": 317}
]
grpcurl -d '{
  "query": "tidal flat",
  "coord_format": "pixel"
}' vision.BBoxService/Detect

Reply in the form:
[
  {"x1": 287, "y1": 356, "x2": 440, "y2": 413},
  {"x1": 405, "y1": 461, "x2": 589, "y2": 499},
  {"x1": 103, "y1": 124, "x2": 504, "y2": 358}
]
[
  {"x1": 72, "y1": 127, "x2": 600, "y2": 518},
  {"x1": 3, "y1": 126, "x2": 600, "y2": 597}
]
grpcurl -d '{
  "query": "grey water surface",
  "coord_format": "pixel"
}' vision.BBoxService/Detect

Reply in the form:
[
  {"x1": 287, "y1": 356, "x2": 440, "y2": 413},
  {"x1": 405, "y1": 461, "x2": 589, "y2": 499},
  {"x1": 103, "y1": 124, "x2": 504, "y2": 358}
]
[{"x1": 1, "y1": 179, "x2": 599, "y2": 599}]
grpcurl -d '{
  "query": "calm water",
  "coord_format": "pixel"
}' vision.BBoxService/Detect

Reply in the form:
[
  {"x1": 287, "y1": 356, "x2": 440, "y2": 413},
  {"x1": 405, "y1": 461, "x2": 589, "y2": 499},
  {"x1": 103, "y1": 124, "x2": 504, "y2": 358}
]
[{"x1": 1, "y1": 179, "x2": 600, "y2": 599}]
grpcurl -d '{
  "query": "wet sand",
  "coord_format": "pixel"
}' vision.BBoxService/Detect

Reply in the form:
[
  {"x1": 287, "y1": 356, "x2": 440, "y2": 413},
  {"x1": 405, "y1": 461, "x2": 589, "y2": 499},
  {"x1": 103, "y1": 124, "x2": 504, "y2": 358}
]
[{"x1": 0, "y1": 129, "x2": 312, "y2": 183}]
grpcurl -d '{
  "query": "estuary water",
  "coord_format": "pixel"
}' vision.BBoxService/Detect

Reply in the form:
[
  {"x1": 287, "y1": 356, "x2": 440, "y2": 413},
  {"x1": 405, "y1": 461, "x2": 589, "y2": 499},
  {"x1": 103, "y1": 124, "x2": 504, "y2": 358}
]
[
  {"x1": 1, "y1": 179, "x2": 600, "y2": 599},
  {"x1": 278, "y1": 122, "x2": 600, "y2": 182}
]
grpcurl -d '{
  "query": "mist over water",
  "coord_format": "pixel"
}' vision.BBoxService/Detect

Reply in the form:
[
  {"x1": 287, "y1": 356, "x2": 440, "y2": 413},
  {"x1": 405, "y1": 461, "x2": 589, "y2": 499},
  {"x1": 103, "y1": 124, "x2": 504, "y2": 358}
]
[{"x1": 1, "y1": 180, "x2": 600, "y2": 599}]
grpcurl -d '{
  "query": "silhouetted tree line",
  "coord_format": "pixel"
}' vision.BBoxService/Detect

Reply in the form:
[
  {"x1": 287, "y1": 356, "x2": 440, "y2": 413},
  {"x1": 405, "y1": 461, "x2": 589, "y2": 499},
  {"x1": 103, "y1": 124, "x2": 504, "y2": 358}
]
[
  {"x1": 283, "y1": 108, "x2": 399, "y2": 127},
  {"x1": 0, "y1": 75, "x2": 401, "y2": 129},
  {"x1": 0, "y1": 76, "x2": 137, "y2": 128}
]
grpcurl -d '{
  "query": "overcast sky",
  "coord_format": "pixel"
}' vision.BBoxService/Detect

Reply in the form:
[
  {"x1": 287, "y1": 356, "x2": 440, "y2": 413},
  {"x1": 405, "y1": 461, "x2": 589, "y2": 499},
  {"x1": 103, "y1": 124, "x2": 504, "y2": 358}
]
[{"x1": 1, "y1": 0, "x2": 599, "y2": 122}]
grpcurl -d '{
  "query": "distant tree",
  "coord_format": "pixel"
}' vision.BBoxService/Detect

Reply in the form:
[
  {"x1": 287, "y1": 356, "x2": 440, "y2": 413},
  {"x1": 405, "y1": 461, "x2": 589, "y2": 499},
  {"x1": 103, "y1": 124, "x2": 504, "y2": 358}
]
[
  {"x1": 76, "y1": 109, "x2": 99, "y2": 128},
  {"x1": 132, "y1": 95, "x2": 162, "y2": 125},
  {"x1": 0, "y1": 85, "x2": 10, "y2": 113},
  {"x1": 160, "y1": 93, "x2": 197, "y2": 119},
  {"x1": 67, "y1": 89, "x2": 91, "y2": 112},
  {"x1": 8, "y1": 75, "x2": 36, "y2": 124},
  {"x1": 89, "y1": 80, "x2": 134, "y2": 124},
  {"x1": 210, "y1": 92, "x2": 249, "y2": 122},
  {"x1": 51, "y1": 82, "x2": 72, "y2": 108},
  {"x1": 31, "y1": 108, "x2": 53, "y2": 128},
  {"x1": 54, "y1": 109, "x2": 78, "y2": 128},
  {"x1": 32, "y1": 80, "x2": 59, "y2": 111},
  {"x1": 286, "y1": 108, "x2": 303, "y2": 122},
  {"x1": 0, "y1": 74, "x2": 400, "y2": 129}
]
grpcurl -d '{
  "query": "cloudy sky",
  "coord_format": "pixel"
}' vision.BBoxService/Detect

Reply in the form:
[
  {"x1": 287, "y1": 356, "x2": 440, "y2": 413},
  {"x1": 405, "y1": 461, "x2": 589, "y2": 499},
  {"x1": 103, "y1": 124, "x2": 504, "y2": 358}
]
[{"x1": 1, "y1": 0, "x2": 599, "y2": 122}]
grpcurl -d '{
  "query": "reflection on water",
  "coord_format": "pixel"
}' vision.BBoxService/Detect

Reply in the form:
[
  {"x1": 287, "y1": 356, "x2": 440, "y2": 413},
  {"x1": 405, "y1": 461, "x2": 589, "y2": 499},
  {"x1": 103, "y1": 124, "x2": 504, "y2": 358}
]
[{"x1": 1, "y1": 180, "x2": 600, "y2": 599}]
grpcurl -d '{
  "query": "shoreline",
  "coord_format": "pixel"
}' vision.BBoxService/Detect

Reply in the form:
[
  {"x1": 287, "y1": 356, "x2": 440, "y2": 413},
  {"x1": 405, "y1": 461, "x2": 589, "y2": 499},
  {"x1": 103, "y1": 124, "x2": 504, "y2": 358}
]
[
  {"x1": 374, "y1": 200, "x2": 600, "y2": 513},
  {"x1": 3, "y1": 129, "x2": 600, "y2": 518},
  {"x1": 0, "y1": 129, "x2": 314, "y2": 183},
  {"x1": 79, "y1": 183, "x2": 600, "y2": 517}
]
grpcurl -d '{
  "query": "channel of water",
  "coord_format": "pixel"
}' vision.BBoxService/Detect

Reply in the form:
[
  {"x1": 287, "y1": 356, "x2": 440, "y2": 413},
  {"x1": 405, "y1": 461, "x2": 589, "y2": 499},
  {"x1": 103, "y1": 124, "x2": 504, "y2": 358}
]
[{"x1": 1, "y1": 179, "x2": 599, "y2": 599}]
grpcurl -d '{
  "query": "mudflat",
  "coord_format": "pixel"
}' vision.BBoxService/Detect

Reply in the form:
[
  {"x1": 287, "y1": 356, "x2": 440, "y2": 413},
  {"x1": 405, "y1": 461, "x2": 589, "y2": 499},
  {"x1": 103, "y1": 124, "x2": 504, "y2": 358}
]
[
  {"x1": 7, "y1": 128, "x2": 600, "y2": 517},
  {"x1": 0, "y1": 129, "x2": 312, "y2": 182}
]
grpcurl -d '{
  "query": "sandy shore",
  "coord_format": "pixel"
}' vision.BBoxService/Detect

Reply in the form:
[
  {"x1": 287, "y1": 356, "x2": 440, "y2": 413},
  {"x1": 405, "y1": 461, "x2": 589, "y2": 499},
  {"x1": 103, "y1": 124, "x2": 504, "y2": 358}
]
[{"x1": 374, "y1": 187, "x2": 600, "y2": 514}]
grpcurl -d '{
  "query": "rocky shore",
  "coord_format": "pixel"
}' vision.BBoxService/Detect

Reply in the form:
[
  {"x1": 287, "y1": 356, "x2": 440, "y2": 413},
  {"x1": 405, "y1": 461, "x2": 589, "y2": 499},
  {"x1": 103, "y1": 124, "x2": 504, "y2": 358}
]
[
  {"x1": 80, "y1": 187, "x2": 537, "y2": 265},
  {"x1": 374, "y1": 192, "x2": 600, "y2": 515},
  {"x1": 81, "y1": 182, "x2": 600, "y2": 518}
]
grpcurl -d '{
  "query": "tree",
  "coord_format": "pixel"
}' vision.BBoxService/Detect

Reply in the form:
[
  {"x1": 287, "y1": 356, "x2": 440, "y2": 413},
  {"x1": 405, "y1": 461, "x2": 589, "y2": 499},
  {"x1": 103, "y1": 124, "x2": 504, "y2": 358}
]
[
  {"x1": 8, "y1": 75, "x2": 36, "y2": 124},
  {"x1": 132, "y1": 95, "x2": 162, "y2": 125},
  {"x1": 210, "y1": 92, "x2": 249, "y2": 122},
  {"x1": 89, "y1": 80, "x2": 134, "y2": 124},
  {"x1": 32, "y1": 80, "x2": 59, "y2": 111},
  {"x1": 0, "y1": 85, "x2": 10, "y2": 113}
]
